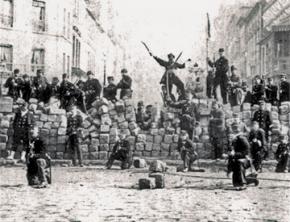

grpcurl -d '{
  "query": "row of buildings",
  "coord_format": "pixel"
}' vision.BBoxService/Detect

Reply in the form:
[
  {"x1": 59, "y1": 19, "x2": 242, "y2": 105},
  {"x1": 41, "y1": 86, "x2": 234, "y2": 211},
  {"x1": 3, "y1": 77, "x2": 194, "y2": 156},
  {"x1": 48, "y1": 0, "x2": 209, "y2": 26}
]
[
  {"x1": 212, "y1": 0, "x2": 290, "y2": 81},
  {"x1": 0, "y1": 0, "x2": 126, "y2": 83}
]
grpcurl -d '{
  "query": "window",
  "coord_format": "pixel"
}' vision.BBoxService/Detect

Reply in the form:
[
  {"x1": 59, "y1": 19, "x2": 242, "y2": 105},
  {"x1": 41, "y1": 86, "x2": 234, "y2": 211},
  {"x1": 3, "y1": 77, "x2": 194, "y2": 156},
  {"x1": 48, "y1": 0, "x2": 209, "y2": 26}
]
[
  {"x1": 67, "y1": 12, "x2": 70, "y2": 39},
  {"x1": 0, "y1": 0, "x2": 13, "y2": 27},
  {"x1": 63, "y1": 53, "x2": 66, "y2": 73},
  {"x1": 63, "y1": 8, "x2": 66, "y2": 36},
  {"x1": 0, "y1": 44, "x2": 13, "y2": 71},
  {"x1": 31, "y1": 48, "x2": 45, "y2": 72},
  {"x1": 74, "y1": 0, "x2": 79, "y2": 17},
  {"x1": 32, "y1": 0, "x2": 45, "y2": 32},
  {"x1": 72, "y1": 35, "x2": 80, "y2": 68},
  {"x1": 67, "y1": 55, "x2": 70, "y2": 74},
  {"x1": 275, "y1": 32, "x2": 290, "y2": 57}
]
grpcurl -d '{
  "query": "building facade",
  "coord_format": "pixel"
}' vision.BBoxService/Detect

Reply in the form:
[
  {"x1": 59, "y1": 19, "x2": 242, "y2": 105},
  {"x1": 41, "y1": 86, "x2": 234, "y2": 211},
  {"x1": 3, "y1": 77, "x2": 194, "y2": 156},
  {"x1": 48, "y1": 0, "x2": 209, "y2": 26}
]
[
  {"x1": 213, "y1": 0, "x2": 290, "y2": 81},
  {"x1": 0, "y1": 0, "x2": 124, "y2": 83}
]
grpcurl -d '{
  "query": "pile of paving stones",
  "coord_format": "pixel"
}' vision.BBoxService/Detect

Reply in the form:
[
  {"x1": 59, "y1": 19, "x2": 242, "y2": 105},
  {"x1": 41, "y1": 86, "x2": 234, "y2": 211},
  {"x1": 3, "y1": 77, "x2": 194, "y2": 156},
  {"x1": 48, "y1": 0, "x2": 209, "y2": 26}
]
[{"x1": 0, "y1": 95, "x2": 289, "y2": 161}]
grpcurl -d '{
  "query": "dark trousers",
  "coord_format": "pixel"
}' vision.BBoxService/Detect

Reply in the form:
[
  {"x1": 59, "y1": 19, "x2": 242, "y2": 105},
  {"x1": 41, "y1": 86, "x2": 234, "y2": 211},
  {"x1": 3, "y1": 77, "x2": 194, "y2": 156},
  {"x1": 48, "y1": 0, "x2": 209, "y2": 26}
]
[
  {"x1": 69, "y1": 134, "x2": 83, "y2": 165},
  {"x1": 213, "y1": 76, "x2": 228, "y2": 104},
  {"x1": 276, "y1": 155, "x2": 289, "y2": 172},
  {"x1": 211, "y1": 137, "x2": 223, "y2": 159},
  {"x1": 12, "y1": 130, "x2": 30, "y2": 153},
  {"x1": 27, "y1": 158, "x2": 49, "y2": 185},
  {"x1": 206, "y1": 84, "x2": 213, "y2": 99},
  {"x1": 232, "y1": 158, "x2": 249, "y2": 187},
  {"x1": 251, "y1": 142, "x2": 264, "y2": 171},
  {"x1": 180, "y1": 150, "x2": 197, "y2": 170}
]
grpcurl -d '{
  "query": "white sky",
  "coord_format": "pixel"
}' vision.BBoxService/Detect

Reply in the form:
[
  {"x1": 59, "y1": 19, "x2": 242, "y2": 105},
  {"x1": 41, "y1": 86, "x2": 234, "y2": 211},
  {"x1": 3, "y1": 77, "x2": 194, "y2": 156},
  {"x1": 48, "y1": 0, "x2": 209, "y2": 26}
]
[{"x1": 114, "y1": 0, "x2": 247, "y2": 60}]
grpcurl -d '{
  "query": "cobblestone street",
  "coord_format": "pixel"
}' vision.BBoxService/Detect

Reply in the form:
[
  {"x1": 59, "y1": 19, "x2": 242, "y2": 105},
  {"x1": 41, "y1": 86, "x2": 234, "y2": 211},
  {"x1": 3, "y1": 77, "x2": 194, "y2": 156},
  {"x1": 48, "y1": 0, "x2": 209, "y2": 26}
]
[{"x1": 0, "y1": 166, "x2": 290, "y2": 222}]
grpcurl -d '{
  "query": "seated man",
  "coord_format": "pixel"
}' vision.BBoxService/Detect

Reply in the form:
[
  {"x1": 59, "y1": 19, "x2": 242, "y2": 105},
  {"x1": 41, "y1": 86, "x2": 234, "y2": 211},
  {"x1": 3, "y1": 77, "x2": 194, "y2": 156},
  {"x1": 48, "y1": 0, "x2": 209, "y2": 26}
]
[
  {"x1": 275, "y1": 135, "x2": 289, "y2": 173},
  {"x1": 177, "y1": 131, "x2": 198, "y2": 172},
  {"x1": 103, "y1": 76, "x2": 117, "y2": 102},
  {"x1": 26, "y1": 127, "x2": 51, "y2": 188},
  {"x1": 106, "y1": 134, "x2": 132, "y2": 170}
]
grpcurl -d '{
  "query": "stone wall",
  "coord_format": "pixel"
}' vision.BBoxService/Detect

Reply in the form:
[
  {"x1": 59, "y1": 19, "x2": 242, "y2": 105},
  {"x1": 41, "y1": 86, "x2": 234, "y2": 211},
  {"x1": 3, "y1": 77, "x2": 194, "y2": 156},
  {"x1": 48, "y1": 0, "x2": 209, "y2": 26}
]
[{"x1": 0, "y1": 96, "x2": 289, "y2": 160}]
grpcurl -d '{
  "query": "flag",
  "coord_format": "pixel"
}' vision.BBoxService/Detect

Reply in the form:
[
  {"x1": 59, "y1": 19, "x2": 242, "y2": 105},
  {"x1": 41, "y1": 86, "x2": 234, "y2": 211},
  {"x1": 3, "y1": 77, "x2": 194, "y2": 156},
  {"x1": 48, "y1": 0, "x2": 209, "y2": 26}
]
[{"x1": 206, "y1": 13, "x2": 211, "y2": 39}]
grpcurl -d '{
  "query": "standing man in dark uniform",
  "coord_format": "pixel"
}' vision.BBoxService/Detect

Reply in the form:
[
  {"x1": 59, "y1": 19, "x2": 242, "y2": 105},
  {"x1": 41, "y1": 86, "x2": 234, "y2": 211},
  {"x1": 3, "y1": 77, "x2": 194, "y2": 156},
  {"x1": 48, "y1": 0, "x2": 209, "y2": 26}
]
[
  {"x1": 4, "y1": 69, "x2": 23, "y2": 101},
  {"x1": 206, "y1": 69, "x2": 215, "y2": 99},
  {"x1": 151, "y1": 53, "x2": 186, "y2": 101},
  {"x1": 207, "y1": 48, "x2": 229, "y2": 104},
  {"x1": 7, "y1": 101, "x2": 35, "y2": 162},
  {"x1": 66, "y1": 104, "x2": 83, "y2": 167},
  {"x1": 252, "y1": 100, "x2": 273, "y2": 149},
  {"x1": 59, "y1": 73, "x2": 77, "y2": 111},
  {"x1": 251, "y1": 75, "x2": 265, "y2": 106},
  {"x1": 279, "y1": 74, "x2": 290, "y2": 103},
  {"x1": 117, "y1": 68, "x2": 132, "y2": 99},
  {"x1": 209, "y1": 101, "x2": 225, "y2": 159},
  {"x1": 83, "y1": 71, "x2": 102, "y2": 110},
  {"x1": 32, "y1": 69, "x2": 49, "y2": 103},
  {"x1": 248, "y1": 121, "x2": 266, "y2": 172},
  {"x1": 21, "y1": 74, "x2": 32, "y2": 102},
  {"x1": 103, "y1": 76, "x2": 117, "y2": 102},
  {"x1": 265, "y1": 77, "x2": 278, "y2": 105}
]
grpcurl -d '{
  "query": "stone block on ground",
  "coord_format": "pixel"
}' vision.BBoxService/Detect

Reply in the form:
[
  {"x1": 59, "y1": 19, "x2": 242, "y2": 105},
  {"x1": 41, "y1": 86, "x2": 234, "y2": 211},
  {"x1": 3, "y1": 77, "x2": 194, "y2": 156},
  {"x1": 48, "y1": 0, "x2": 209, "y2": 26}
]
[
  {"x1": 139, "y1": 178, "x2": 155, "y2": 189},
  {"x1": 149, "y1": 173, "x2": 165, "y2": 189},
  {"x1": 133, "y1": 158, "x2": 147, "y2": 168},
  {"x1": 149, "y1": 160, "x2": 167, "y2": 173}
]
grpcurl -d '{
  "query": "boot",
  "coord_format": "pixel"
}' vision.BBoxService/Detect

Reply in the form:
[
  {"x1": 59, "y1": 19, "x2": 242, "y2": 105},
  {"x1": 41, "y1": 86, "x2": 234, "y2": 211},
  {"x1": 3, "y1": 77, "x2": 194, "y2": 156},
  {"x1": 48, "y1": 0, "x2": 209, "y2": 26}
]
[
  {"x1": 20, "y1": 151, "x2": 26, "y2": 163},
  {"x1": 7, "y1": 151, "x2": 15, "y2": 160}
]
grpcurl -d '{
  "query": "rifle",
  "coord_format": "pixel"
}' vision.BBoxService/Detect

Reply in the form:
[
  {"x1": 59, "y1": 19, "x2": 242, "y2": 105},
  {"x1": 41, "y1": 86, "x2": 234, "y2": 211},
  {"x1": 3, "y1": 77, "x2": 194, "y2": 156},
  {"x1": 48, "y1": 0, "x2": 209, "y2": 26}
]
[{"x1": 141, "y1": 41, "x2": 152, "y2": 56}]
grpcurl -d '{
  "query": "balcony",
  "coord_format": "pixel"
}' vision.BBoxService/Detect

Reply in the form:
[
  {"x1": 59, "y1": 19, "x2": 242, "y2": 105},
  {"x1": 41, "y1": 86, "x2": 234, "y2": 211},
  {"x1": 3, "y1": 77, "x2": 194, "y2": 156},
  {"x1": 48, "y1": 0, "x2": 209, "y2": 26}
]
[
  {"x1": 0, "y1": 14, "x2": 13, "y2": 28},
  {"x1": 31, "y1": 64, "x2": 45, "y2": 73},
  {"x1": 32, "y1": 20, "x2": 45, "y2": 32}
]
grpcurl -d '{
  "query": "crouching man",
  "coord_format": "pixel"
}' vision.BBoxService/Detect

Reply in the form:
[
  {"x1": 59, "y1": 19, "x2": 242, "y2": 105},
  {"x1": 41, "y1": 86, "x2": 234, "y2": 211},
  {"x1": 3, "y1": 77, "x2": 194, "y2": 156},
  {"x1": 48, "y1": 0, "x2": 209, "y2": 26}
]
[
  {"x1": 106, "y1": 134, "x2": 132, "y2": 170},
  {"x1": 227, "y1": 127, "x2": 258, "y2": 191},
  {"x1": 26, "y1": 127, "x2": 51, "y2": 188},
  {"x1": 177, "y1": 130, "x2": 198, "y2": 172}
]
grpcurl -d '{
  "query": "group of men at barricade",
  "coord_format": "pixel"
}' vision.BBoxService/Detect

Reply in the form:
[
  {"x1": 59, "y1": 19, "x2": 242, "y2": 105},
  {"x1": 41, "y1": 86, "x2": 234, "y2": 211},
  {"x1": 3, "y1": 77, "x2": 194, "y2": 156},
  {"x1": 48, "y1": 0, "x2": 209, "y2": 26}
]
[
  {"x1": 4, "y1": 68, "x2": 133, "y2": 112},
  {"x1": 2, "y1": 46, "x2": 290, "y2": 191},
  {"x1": 3, "y1": 67, "x2": 133, "y2": 188}
]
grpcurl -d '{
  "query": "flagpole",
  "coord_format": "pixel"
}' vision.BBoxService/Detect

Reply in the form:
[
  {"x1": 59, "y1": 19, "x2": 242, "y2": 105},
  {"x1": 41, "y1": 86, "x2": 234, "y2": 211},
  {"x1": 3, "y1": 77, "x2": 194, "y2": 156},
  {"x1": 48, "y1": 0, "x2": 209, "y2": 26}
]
[{"x1": 205, "y1": 13, "x2": 210, "y2": 98}]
